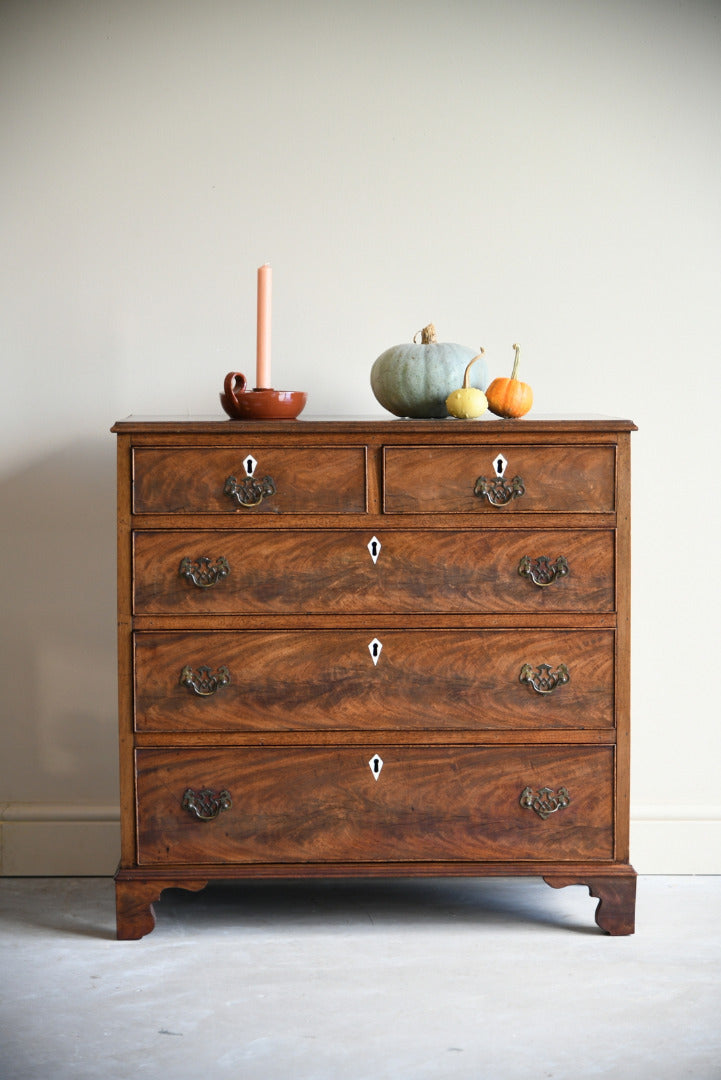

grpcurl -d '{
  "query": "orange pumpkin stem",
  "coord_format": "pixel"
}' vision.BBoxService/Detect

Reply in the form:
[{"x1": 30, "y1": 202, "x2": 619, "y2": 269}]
[
  {"x1": 463, "y1": 348, "x2": 485, "y2": 389},
  {"x1": 511, "y1": 343, "x2": 521, "y2": 380}
]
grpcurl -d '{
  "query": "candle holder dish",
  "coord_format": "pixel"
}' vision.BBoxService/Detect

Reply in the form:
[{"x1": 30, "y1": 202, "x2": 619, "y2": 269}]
[{"x1": 220, "y1": 372, "x2": 307, "y2": 420}]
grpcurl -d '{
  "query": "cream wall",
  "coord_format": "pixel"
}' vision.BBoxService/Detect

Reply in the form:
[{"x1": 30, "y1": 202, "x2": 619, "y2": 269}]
[{"x1": 1, "y1": 0, "x2": 719, "y2": 874}]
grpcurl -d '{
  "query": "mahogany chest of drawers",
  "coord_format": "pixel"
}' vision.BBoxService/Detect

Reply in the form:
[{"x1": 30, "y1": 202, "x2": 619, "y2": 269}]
[{"x1": 112, "y1": 416, "x2": 636, "y2": 938}]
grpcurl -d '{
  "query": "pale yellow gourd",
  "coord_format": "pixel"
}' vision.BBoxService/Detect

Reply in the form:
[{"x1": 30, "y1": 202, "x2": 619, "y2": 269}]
[{"x1": 445, "y1": 350, "x2": 488, "y2": 419}]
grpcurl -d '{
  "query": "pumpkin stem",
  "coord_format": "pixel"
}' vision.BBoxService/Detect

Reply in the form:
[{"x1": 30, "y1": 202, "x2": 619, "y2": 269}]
[
  {"x1": 463, "y1": 348, "x2": 485, "y2": 389},
  {"x1": 511, "y1": 343, "x2": 521, "y2": 380},
  {"x1": 414, "y1": 323, "x2": 438, "y2": 345}
]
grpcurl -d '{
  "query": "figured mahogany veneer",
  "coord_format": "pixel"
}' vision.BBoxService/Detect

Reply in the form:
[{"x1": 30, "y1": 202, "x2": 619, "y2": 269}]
[
  {"x1": 132, "y1": 445, "x2": 367, "y2": 515},
  {"x1": 135, "y1": 745, "x2": 614, "y2": 865},
  {"x1": 134, "y1": 628, "x2": 615, "y2": 732},
  {"x1": 133, "y1": 529, "x2": 615, "y2": 615},
  {"x1": 383, "y1": 444, "x2": 616, "y2": 514},
  {"x1": 112, "y1": 415, "x2": 636, "y2": 939}
]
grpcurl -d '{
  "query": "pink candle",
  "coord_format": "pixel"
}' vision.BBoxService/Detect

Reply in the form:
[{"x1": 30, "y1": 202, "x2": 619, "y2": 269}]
[{"x1": 256, "y1": 263, "x2": 272, "y2": 388}]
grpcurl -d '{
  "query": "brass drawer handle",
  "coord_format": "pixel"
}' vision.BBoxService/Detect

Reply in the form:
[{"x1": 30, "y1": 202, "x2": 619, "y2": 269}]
[
  {"x1": 179, "y1": 556, "x2": 230, "y2": 589},
  {"x1": 520, "y1": 786, "x2": 570, "y2": 820},
  {"x1": 182, "y1": 787, "x2": 232, "y2": 821},
  {"x1": 519, "y1": 662, "x2": 570, "y2": 694},
  {"x1": 474, "y1": 474, "x2": 525, "y2": 506},
  {"x1": 518, "y1": 554, "x2": 569, "y2": 587},
  {"x1": 179, "y1": 665, "x2": 231, "y2": 697},
  {"x1": 224, "y1": 474, "x2": 276, "y2": 508}
]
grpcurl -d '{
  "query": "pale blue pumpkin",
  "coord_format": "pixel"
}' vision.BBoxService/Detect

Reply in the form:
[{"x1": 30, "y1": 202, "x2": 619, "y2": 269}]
[{"x1": 370, "y1": 324, "x2": 489, "y2": 418}]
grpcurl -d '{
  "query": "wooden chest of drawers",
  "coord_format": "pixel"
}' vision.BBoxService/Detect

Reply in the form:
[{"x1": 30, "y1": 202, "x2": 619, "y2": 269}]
[{"x1": 112, "y1": 416, "x2": 636, "y2": 938}]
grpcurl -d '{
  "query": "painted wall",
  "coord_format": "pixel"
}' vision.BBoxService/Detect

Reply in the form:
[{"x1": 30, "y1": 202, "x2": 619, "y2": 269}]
[{"x1": 1, "y1": 0, "x2": 719, "y2": 873}]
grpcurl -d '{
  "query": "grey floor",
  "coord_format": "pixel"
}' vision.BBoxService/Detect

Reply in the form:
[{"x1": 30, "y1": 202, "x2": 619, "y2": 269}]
[{"x1": 1, "y1": 876, "x2": 719, "y2": 1080}]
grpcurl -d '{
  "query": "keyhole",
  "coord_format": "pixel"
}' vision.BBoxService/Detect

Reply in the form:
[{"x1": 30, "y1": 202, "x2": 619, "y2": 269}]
[
  {"x1": 367, "y1": 536, "x2": 381, "y2": 564},
  {"x1": 371, "y1": 541, "x2": 378, "y2": 556},
  {"x1": 493, "y1": 453, "x2": 507, "y2": 478},
  {"x1": 368, "y1": 638, "x2": 383, "y2": 665},
  {"x1": 369, "y1": 754, "x2": 383, "y2": 779},
  {"x1": 243, "y1": 454, "x2": 257, "y2": 477},
  {"x1": 373, "y1": 759, "x2": 379, "y2": 773}
]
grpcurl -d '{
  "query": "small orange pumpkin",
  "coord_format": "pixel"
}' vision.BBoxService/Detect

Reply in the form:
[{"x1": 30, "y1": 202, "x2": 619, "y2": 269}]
[{"x1": 486, "y1": 343, "x2": 533, "y2": 418}]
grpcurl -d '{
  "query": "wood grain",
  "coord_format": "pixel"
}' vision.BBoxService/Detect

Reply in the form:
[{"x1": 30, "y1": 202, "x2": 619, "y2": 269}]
[
  {"x1": 383, "y1": 444, "x2": 616, "y2": 514},
  {"x1": 134, "y1": 628, "x2": 615, "y2": 732},
  {"x1": 133, "y1": 528, "x2": 615, "y2": 615},
  {"x1": 132, "y1": 446, "x2": 367, "y2": 514},
  {"x1": 135, "y1": 744, "x2": 614, "y2": 864}
]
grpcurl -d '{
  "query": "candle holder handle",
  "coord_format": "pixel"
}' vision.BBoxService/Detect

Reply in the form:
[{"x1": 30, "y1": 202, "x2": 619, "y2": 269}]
[{"x1": 223, "y1": 372, "x2": 248, "y2": 408}]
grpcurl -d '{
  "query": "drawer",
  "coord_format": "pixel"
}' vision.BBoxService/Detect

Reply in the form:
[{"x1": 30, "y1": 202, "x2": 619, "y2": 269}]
[
  {"x1": 135, "y1": 745, "x2": 614, "y2": 864},
  {"x1": 134, "y1": 629, "x2": 615, "y2": 732},
  {"x1": 132, "y1": 445, "x2": 367, "y2": 514},
  {"x1": 383, "y1": 444, "x2": 615, "y2": 514},
  {"x1": 133, "y1": 529, "x2": 615, "y2": 615}
]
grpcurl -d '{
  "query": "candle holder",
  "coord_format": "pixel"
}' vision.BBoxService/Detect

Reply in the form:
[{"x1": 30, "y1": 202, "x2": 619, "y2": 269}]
[{"x1": 220, "y1": 372, "x2": 307, "y2": 421}]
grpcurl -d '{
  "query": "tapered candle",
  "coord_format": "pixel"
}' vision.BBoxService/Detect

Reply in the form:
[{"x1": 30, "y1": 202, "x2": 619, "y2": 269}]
[{"x1": 256, "y1": 263, "x2": 272, "y2": 388}]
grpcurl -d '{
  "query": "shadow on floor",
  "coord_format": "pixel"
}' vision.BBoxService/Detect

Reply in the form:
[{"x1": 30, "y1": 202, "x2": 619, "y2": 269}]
[{"x1": 1, "y1": 876, "x2": 601, "y2": 940}]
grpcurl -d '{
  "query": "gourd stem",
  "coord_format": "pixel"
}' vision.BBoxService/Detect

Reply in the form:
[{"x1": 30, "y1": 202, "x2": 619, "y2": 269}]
[
  {"x1": 511, "y1": 343, "x2": 521, "y2": 381},
  {"x1": 414, "y1": 323, "x2": 438, "y2": 345},
  {"x1": 463, "y1": 348, "x2": 485, "y2": 389}
]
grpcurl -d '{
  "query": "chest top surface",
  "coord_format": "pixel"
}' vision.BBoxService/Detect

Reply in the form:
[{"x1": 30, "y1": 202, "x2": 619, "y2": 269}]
[{"x1": 112, "y1": 415, "x2": 636, "y2": 435}]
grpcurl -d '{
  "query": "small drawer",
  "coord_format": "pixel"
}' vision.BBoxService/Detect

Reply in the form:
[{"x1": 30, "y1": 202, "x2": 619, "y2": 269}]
[
  {"x1": 134, "y1": 629, "x2": 615, "y2": 733},
  {"x1": 135, "y1": 745, "x2": 614, "y2": 865},
  {"x1": 383, "y1": 444, "x2": 616, "y2": 514},
  {"x1": 132, "y1": 445, "x2": 367, "y2": 514},
  {"x1": 132, "y1": 528, "x2": 615, "y2": 615}
]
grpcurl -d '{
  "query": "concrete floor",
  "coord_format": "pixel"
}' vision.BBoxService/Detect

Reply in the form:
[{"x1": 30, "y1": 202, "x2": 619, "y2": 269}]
[{"x1": 1, "y1": 876, "x2": 719, "y2": 1080}]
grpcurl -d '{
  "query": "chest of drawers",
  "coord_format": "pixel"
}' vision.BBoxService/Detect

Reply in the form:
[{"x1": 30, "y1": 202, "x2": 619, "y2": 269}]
[{"x1": 112, "y1": 416, "x2": 636, "y2": 938}]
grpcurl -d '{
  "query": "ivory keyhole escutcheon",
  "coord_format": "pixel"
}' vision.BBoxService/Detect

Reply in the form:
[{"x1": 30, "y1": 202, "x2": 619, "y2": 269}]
[
  {"x1": 367, "y1": 536, "x2": 381, "y2": 564},
  {"x1": 243, "y1": 454, "x2": 257, "y2": 477},
  {"x1": 493, "y1": 453, "x2": 507, "y2": 478},
  {"x1": 368, "y1": 638, "x2": 383, "y2": 665},
  {"x1": 369, "y1": 754, "x2": 383, "y2": 780}
]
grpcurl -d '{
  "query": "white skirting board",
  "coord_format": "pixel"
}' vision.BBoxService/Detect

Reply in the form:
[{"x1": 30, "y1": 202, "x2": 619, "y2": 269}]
[
  {"x1": 0, "y1": 803, "x2": 719, "y2": 876},
  {"x1": 0, "y1": 804, "x2": 120, "y2": 877},
  {"x1": 630, "y1": 806, "x2": 721, "y2": 875}
]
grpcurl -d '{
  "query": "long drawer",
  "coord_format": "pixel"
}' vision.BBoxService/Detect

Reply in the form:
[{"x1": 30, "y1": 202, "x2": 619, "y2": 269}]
[
  {"x1": 383, "y1": 444, "x2": 616, "y2": 514},
  {"x1": 133, "y1": 529, "x2": 615, "y2": 615},
  {"x1": 134, "y1": 629, "x2": 615, "y2": 732},
  {"x1": 132, "y1": 445, "x2": 367, "y2": 514},
  {"x1": 135, "y1": 745, "x2": 614, "y2": 864}
]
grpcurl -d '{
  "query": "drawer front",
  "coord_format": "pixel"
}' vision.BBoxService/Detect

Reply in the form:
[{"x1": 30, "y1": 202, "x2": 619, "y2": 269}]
[
  {"x1": 134, "y1": 629, "x2": 615, "y2": 732},
  {"x1": 135, "y1": 745, "x2": 614, "y2": 864},
  {"x1": 383, "y1": 444, "x2": 615, "y2": 514},
  {"x1": 132, "y1": 446, "x2": 367, "y2": 514},
  {"x1": 133, "y1": 529, "x2": 615, "y2": 615}
]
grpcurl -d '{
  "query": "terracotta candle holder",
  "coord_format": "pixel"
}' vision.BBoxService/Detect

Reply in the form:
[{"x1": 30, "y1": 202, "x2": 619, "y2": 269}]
[{"x1": 220, "y1": 372, "x2": 307, "y2": 421}]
